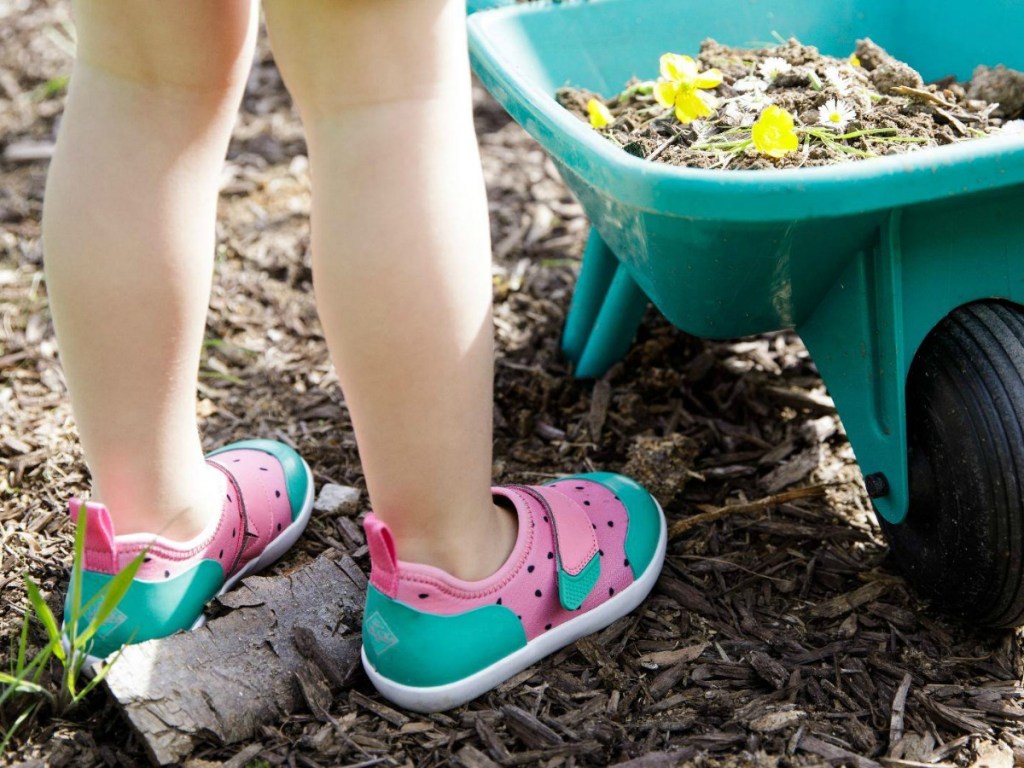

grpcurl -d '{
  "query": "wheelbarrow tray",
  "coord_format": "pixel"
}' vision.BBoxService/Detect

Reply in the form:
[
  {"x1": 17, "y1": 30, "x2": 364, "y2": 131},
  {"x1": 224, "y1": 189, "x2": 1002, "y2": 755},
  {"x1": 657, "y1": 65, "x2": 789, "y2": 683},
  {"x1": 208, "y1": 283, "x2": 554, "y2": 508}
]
[{"x1": 468, "y1": 0, "x2": 1024, "y2": 524}]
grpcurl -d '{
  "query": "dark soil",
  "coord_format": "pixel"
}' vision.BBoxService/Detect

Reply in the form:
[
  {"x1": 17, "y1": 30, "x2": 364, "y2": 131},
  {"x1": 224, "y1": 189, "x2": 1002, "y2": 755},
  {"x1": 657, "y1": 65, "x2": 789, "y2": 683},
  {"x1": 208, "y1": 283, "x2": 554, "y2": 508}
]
[
  {"x1": 558, "y1": 38, "x2": 1024, "y2": 169},
  {"x1": 4, "y1": 3, "x2": 1024, "y2": 767}
]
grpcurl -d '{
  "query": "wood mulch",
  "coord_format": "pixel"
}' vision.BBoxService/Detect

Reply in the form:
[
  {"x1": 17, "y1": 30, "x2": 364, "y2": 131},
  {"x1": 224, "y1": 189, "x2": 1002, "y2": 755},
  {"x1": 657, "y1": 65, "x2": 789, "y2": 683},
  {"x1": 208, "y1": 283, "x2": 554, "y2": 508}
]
[{"x1": 3, "y1": 3, "x2": 1024, "y2": 767}]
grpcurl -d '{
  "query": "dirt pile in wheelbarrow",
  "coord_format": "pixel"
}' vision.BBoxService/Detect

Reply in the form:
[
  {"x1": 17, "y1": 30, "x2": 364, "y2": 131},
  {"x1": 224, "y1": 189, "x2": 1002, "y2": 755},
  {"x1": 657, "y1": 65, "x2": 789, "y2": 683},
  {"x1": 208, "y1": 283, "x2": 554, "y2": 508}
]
[{"x1": 558, "y1": 38, "x2": 1024, "y2": 169}]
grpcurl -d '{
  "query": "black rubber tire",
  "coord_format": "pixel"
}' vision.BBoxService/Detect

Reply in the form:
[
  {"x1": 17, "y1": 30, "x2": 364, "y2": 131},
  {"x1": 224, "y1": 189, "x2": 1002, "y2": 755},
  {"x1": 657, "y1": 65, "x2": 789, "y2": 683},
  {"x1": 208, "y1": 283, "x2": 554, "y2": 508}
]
[{"x1": 879, "y1": 301, "x2": 1024, "y2": 627}]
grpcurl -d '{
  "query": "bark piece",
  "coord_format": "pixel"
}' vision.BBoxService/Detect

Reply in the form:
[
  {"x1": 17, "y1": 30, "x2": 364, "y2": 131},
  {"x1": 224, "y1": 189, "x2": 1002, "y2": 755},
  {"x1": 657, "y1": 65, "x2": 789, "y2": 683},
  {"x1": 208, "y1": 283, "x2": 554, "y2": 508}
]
[
  {"x1": 799, "y1": 734, "x2": 882, "y2": 768},
  {"x1": 748, "y1": 650, "x2": 789, "y2": 691},
  {"x1": 501, "y1": 705, "x2": 563, "y2": 749},
  {"x1": 102, "y1": 555, "x2": 366, "y2": 766}
]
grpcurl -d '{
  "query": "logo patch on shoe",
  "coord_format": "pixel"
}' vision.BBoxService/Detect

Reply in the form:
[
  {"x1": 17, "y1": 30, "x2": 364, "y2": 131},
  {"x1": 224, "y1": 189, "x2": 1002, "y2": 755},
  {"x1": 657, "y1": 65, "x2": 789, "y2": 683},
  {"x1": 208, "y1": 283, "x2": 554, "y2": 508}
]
[
  {"x1": 365, "y1": 611, "x2": 399, "y2": 655},
  {"x1": 83, "y1": 604, "x2": 127, "y2": 639}
]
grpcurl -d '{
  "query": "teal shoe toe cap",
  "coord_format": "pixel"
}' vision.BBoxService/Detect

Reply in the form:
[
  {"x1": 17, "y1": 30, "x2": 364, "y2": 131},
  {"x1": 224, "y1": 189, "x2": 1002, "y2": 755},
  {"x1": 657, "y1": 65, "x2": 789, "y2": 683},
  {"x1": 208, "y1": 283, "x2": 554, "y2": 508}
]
[{"x1": 207, "y1": 439, "x2": 311, "y2": 522}]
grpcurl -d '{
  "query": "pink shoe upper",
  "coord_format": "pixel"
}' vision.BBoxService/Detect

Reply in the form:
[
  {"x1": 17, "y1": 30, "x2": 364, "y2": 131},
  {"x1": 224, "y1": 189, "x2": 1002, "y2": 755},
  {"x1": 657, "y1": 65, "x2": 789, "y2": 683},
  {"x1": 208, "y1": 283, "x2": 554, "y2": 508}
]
[
  {"x1": 364, "y1": 480, "x2": 635, "y2": 641},
  {"x1": 73, "y1": 448, "x2": 295, "y2": 581}
]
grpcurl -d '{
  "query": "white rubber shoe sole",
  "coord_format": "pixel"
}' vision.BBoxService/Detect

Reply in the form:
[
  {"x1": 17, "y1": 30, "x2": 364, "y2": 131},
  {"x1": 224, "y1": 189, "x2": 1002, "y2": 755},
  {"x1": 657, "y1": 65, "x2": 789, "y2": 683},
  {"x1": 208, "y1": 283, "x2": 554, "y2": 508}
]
[{"x1": 362, "y1": 500, "x2": 668, "y2": 713}]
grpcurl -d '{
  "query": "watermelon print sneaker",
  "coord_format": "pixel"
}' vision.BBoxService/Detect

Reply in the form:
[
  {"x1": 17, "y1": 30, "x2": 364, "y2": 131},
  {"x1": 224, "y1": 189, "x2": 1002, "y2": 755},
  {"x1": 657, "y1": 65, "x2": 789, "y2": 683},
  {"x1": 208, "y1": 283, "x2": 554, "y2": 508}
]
[
  {"x1": 63, "y1": 439, "x2": 314, "y2": 663},
  {"x1": 360, "y1": 473, "x2": 667, "y2": 712}
]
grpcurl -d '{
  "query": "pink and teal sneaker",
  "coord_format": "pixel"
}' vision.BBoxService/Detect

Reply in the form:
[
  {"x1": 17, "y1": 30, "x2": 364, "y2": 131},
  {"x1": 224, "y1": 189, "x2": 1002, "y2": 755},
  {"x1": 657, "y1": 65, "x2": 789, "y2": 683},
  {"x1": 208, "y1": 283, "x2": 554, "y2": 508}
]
[
  {"x1": 360, "y1": 473, "x2": 667, "y2": 712},
  {"x1": 63, "y1": 439, "x2": 314, "y2": 662}
]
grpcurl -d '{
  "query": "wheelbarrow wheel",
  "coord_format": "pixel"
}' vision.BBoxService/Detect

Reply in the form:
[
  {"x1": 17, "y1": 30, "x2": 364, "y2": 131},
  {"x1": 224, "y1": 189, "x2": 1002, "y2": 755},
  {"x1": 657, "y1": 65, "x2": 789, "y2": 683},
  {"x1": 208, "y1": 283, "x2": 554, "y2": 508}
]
[{"x1": 879, "y1": 301, "x2": 1024, "y2": 627}]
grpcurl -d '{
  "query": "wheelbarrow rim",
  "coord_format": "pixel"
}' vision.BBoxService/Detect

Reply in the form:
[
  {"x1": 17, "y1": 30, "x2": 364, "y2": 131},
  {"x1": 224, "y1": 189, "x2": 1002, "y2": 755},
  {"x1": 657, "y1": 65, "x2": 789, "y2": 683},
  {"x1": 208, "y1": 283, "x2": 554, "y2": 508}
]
[{"x1": 468, "y1": 6, "x2": 1024, "y2": 223}]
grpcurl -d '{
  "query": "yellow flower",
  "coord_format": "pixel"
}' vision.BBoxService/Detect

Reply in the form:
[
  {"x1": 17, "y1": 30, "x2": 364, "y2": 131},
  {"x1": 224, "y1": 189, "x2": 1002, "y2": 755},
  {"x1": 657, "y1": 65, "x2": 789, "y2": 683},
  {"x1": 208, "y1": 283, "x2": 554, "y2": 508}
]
[
  {"x1": 849, "y1": 53, "x2": 862, "y2": 68},
  {"x1": 752, "y1": 106, "x2": 799, "y2": 158},
  {"x1": 587, "y1": 98, "x2": 614, "y2": 129},
  {"x1": 653, "y1": 53, "x2": 723, "y2": 124}
]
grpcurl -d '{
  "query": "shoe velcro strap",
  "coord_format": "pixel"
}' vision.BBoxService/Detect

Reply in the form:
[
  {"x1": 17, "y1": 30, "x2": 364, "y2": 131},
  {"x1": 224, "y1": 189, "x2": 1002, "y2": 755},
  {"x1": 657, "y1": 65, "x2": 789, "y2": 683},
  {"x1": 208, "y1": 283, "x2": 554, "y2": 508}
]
[
  {"x1": 208, "y1": 462, "x2": 251, "y2": 576},
  {"x1": 521, "y1": 485, "x2": 601, "y2": 610}
]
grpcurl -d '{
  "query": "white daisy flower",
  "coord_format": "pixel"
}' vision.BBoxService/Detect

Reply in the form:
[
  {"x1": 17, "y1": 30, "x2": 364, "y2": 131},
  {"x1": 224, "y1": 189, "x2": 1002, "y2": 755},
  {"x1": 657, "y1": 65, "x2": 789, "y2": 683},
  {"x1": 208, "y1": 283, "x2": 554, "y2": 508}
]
[
  {"x1": 758, "y1": 56, "x2": 793, "y2": 82},
  {"x1": 738, "y1": 90, "x2": 774, "y2": 113},
  {"x1": 724, "y1": 100, "x2": 756, "y2": 126},
  {"x1": 732, "y1": 76, "x2": 768, "y2": 93},
  {"x1": 824, "y1": 66, "x2": 851, "y2": 95},
  {"x1": 1002, "y1": 120, "x2": 1024, "y2": 135},
  {"x1": 818, "y1": 98, "x2": 856, "y2": 131}
]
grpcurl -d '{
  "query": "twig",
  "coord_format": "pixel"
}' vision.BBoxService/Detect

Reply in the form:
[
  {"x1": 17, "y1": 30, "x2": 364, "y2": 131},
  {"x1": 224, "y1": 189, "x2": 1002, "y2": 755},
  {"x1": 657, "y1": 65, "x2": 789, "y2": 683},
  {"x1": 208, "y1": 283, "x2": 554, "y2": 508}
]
[
  {"x1": 889, "y1": 85, "x2": 956, "y2": 108},
  {"x1": 647, "y1": 131, "x2": 684, "y2": 162},
  {"x1": 668, "y1": 484, "x2": 831, "y2": 538}
]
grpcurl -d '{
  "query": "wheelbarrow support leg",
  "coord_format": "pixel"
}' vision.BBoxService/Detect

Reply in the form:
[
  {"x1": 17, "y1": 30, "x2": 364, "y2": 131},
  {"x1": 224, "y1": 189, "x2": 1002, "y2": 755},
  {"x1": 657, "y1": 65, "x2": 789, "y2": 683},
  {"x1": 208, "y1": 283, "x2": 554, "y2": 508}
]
[
  {"x1": 799, "y1": 190, "x2": 1024, "y2": 525},
  {"x1": 563, "y1": 230, "x2": 648, "y2": 379}
]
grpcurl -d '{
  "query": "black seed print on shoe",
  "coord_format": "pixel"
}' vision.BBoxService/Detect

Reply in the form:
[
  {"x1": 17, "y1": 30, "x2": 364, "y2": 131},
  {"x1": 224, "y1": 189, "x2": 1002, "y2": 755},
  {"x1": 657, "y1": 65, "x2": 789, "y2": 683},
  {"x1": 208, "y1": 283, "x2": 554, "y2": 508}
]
[
  {"x1": 277, "y1": 523, "x2": 282, "y2": 531},
  {"x1": 275, "y1": 490, "x2": 281, "y2": 498},
  {"x1": 233, "y1": 458, "x2": 241, "y2": 463},
  {"x1": 583, "y1": 500, "x2": 590, "y2": 506},
  {"x1": 232, "y1": 528, "x2": 236, "y2": 538},
  {"x1": 164, "y1": 571, "x2": 170, "y2": 578},
  {"x1": 227, "y1": 494, "x2": 231, "y2": 502},
  {"x1": 592, "y1": 523, "x2": 596, "y2": 529},
  {"x1": 543, "y1": 515, "x2": 549, "y2": 523},
  {"x1": 545, "y1": 624, "x2": 552, "y2": 630},
  {"x1": 219, "y1": 549, "x2": 224, "y2": 559},
  {"x1": 624, "y1": 558, "x2": 630, "y2": 567},
  {"x1": 144, "y1": 557, "x2": 152, "y2": 563},
  {"x1": 497, "y1": 597, "x2": 503, "y2": 605},
  {"x1": 599, "y1": 550, "x2": 604, "y2": 556},
  {"x1": 547, "y1": 551, "x2": 554, "y2": 559},
  {"x1": 535, "y1": 589, "x2": 542, "y2": 597},
  {"x1": 609, "y1": 587, "x2": 615, "y2": 596},
  {"x1": 419, "y1": 593, "x2": 428, "y2": 599},
  {"x1": 259, "y1": 467, "x2": 268, "y2": 472},
  {"x1": 528, "y1": 565, "x2": 535, "y2": 573},
  {"x1": 607, "y1": 520, "x2": 614, "y2": 527},
  {"x1": 575, "y1": 486, "x2": 584, "y2": 490}
]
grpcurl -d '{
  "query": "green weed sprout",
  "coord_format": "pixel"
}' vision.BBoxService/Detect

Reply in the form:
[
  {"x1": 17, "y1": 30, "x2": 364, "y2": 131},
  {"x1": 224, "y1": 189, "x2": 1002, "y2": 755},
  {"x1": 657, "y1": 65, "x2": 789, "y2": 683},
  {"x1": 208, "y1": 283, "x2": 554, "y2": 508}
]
[{"x1": 1, "y1": 509, "x2": 146, "y2": 755}]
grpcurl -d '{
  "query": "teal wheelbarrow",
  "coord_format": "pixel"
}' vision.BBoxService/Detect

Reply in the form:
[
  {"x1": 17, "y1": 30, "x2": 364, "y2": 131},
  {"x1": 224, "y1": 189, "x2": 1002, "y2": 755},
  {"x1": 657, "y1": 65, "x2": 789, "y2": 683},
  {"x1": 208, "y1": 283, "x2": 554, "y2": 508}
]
[{"x1": 468, "y1": 0, "x2": 1024, "y2": 625}]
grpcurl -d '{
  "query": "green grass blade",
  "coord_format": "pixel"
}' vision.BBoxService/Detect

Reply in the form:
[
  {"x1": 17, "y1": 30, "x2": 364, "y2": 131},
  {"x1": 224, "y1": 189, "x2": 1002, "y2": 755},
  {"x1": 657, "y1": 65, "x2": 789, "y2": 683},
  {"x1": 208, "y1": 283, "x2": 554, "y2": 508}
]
[
  {"x1": 75, "y1": 643, "x2": 127, "y2": 703},
  {"x1": 23, "y1": 579, "x2": 64, "y2": 663},
  {"x1": 67, "y1": 508, "x2": 88, "y2": 647},
  {"x1": 0, "y1": 672, "x2": 48, "y2": 697},
  {"x1": 0, "y1": 702, "x2": 37, "y2": 758}
]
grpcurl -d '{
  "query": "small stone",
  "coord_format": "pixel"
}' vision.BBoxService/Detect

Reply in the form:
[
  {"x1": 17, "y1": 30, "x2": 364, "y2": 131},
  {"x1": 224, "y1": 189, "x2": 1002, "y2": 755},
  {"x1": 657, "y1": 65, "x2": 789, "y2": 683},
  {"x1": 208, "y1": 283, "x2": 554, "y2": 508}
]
[
  {"x1": 749, "y1": 708, "x2": 806, "y2": 733},
  {"x1": 313, "y1": 483, "x2": 361, "y2": 515},
  {"x1": 2, "y1": 140, "x2": 54, "y2": 162}
]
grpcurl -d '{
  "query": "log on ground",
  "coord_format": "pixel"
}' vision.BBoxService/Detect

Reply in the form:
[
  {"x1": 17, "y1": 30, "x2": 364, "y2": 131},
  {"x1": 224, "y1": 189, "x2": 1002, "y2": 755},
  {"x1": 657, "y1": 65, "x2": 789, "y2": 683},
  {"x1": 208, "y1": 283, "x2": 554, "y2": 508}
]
[{"x1": 102, "y1": 553, "x2": 367, "y2": 766}]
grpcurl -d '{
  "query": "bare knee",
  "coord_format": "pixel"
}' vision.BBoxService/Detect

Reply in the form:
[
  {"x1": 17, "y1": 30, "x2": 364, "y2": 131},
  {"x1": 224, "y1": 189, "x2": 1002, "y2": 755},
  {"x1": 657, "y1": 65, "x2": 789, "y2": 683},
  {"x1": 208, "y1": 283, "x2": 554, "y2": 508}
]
[
  {"x1": 263, "y1": 0, "x2": 471, "y2": 120},
  {"x1": 71, "y1": 0, "x2": 257, "y2": 94}
]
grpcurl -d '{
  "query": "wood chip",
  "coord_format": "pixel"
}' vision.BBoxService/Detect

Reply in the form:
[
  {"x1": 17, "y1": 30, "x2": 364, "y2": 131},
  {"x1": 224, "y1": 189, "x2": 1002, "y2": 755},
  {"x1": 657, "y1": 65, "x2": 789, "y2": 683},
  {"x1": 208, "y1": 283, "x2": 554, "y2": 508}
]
[
  {"x1": 501, "y1": 705, "x2": 563, "y2": 748},
  {"x1": 890, "y1": 672, "x2": 913, "y2": 747},
  {"x1": 800, "y1": 734, "x2": 882, "y2": 768},
  {"x1": 808, "y1": 580, "x2": 890, "y2": 619}
]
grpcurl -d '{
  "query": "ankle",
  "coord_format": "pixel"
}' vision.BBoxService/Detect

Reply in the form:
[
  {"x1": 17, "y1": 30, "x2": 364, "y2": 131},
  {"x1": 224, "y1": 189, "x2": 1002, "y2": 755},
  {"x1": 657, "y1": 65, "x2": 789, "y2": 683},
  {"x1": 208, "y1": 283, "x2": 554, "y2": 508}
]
[
  {"x1": 396, "y1": 502, "x2": 518, "y2": 582},
  {"x1": 92, "y1": 462, "x2": 226, "y2": 541}
]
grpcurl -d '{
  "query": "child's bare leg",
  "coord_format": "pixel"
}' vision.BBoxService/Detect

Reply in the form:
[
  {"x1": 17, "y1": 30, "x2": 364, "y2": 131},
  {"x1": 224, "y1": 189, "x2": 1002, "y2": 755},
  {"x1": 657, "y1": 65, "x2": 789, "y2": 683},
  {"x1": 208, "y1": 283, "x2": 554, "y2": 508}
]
[
  {"x1": 263, "y1": 0, "x2": 515, "y2": 580},
  {"x1": 43, "y1": 0, "x2": 258, "y2": 539}
]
